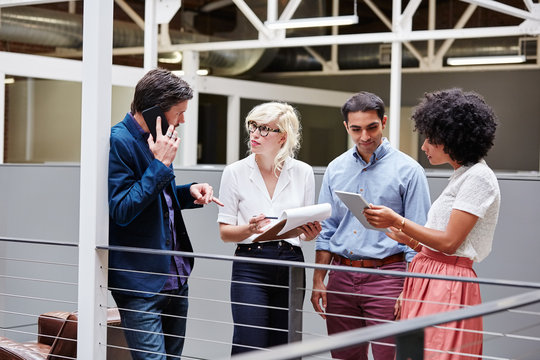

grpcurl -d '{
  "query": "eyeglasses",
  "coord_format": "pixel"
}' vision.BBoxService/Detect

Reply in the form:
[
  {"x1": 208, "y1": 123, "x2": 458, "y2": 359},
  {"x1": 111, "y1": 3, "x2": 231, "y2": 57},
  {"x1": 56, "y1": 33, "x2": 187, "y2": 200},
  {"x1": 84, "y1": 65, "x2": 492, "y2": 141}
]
[{"x1": 247, "y1": 121, "x2": 281, "y2": 137}]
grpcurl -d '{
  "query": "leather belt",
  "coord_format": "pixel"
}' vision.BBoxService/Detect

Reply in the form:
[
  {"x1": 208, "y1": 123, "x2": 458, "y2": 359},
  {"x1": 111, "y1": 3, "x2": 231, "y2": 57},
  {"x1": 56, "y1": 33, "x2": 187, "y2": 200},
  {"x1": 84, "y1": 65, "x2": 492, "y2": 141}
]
[{"x1": 333, "y1": 252, "x2": 405, "y2": 268}]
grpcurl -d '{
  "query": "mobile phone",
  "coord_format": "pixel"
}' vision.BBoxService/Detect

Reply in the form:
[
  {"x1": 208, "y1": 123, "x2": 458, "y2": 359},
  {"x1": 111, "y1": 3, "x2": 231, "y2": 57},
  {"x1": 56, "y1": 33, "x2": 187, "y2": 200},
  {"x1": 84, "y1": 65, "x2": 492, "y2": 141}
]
[{"x1": 142, "y1": 105, "x2": 169, "y2": 140}]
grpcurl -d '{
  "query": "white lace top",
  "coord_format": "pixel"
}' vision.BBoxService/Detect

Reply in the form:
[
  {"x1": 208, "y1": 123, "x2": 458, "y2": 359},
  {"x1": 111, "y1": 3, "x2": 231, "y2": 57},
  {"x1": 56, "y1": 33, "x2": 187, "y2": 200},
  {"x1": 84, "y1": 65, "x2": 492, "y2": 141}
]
[{"x1": 424, "y1": 160, "x2": 500, "y2": 262}]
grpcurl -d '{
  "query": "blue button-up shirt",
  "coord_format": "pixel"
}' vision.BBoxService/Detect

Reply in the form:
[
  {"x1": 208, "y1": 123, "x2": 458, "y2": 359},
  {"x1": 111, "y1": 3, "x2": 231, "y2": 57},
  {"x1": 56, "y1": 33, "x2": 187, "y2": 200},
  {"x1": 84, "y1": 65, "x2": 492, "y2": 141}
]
[{"x1": 316, "y1": 138, "x2": 431, "y2": 262}]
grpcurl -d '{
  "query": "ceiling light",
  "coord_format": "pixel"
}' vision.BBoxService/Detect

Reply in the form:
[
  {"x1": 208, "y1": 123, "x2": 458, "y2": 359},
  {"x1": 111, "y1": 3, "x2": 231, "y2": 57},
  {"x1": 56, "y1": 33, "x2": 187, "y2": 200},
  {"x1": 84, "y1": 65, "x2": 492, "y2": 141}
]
[
  {"x1": 265, "y1": 15, "x2": 359, "y2": 30},
  {"x1": 4, "y1": 78, "x2": 15, "y2": 84},
  {"x1": 447, "y1": 55, "x2": 526, "y2": 66}
]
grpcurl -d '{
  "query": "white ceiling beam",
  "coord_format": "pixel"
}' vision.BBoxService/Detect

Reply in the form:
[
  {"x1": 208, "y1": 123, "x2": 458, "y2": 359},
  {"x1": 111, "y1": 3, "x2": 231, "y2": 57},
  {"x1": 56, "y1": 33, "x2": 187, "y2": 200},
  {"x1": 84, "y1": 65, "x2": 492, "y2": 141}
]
[
  {"x1": 158, "y1": 26, "x2": 525, "y2": 52},
  {"x1": 364, "y1": 0, "x2": 426, "y2": 67},
  {"x1": 363, "y1": 0, "x2": 392, "y2": 29},
  {"x1": 460, "y1": 0, "x2": 540, "y2": 21},
  {"x1": 0, "y1": 51, "x2": 144, "y2": 87},
  {"x1": 259, "y1": 62, "x2": 540, "y2": 78},
  {"x1": 231, "y1": 0, "x2": 273, "y2": 39},
  {"x1": 524, "y1": 0, "x2": 535, "y2": 12},
  {"x1": 114, "y1": 0, "x2": 145, "y2": 30},
  {"x1": 0, "y1": 0, "x2": 78, "y2": 6},
  {"x1": 400, "y1": 0, "x2": 422, "y2": 29},
  {"x1": 47, "y1": 24, "x2": 527, "y2": 58},
  {"x1": 434, "y1": 4, "x2": 478, "y2": 66},
  {"x1": 279, "y1": 0, "x2": 302, "y2": 21},
  {"x1": 197, "y1": 76, "x2": 350, "y2": 108}
]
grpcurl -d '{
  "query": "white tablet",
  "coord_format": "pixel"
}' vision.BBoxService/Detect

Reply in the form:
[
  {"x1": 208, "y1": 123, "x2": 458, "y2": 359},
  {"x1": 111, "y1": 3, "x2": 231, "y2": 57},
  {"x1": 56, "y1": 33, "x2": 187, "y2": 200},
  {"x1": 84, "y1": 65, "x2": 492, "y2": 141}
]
[{"x1": 335, "y1": 190, "x2": 387, "y2": 232}]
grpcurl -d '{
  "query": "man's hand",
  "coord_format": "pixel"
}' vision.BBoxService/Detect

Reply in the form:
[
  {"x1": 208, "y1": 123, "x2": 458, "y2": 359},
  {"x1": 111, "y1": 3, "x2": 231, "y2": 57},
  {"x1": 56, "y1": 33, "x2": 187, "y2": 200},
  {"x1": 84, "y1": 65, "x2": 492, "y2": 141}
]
[
  {"x1": 148, "y1": 119, "x2": 179, "y2": 167},
  {"x1": 190, "y1": 183, "x2": 224, "y2": 206},
  {"x1": 394, "y1": 291, "x2": 403, "y2": 320},
  {"x1": 311, "y1": 277, "x2": 328, "y2": 319},
  {"x1": 311, "y1": 250, "x2": 332, "y2": 319}
]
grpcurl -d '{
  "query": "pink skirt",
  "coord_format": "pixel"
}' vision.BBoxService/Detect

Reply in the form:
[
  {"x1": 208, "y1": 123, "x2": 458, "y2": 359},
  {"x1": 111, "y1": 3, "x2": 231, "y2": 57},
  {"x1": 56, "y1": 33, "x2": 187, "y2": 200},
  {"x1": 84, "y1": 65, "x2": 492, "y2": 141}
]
[{"x1": 401, "y1": 247, "x2": 483, "y2": 360}]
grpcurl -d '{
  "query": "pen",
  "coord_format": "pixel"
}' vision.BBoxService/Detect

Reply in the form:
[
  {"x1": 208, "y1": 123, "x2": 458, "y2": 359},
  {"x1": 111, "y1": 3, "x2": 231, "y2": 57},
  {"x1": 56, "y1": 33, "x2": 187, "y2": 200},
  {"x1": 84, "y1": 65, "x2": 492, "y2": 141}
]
[{"x1": 264, "y1": 217, "x2": 278, "y2": 219}]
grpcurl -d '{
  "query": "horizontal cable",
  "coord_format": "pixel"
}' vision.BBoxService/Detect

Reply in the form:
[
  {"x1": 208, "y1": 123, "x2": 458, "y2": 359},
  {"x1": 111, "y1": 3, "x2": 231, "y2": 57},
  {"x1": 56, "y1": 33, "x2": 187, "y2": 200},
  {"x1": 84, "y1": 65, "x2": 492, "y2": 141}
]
[
  {"x1": 109, "y1": 266, "x2": 288, "y2": 290},
  {"x1": 0, "y1": 236, "x2": 78, "y2": 247},
  {"x1": 105, "y1": 343, "x2": 214, "y2": 360},
  {"x1": 0, "y1": 256, "x2": 77, "y2": 267},
  {"x1": 0, "y1": 322, "x2": 35, "y2": 330},
  {"x1": 0, "y1": 274, "x2": 77, "y2": 286},
  {"x1": 0, "y1": 291, "x2": 77, "y2": 305},
  {"x1": 227, "y1": 290, "x2": 540, "y2": 360},
  {"x1": 101, "y1": 245, "x2": 540, "y2": 289},
  {"x1": 424, "y1": 346, "x2": 510, "y2": 360},
  {"x1": 508, "y1": 308, "x2": 540, "y2": 316}
]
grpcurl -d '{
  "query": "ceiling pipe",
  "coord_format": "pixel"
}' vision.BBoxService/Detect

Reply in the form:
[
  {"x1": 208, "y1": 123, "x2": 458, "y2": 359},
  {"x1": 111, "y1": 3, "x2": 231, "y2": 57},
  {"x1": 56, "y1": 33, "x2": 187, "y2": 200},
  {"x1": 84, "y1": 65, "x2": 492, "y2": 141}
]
[{"x1": 0, "y1": 6, "x2": 269, "y2": 76}]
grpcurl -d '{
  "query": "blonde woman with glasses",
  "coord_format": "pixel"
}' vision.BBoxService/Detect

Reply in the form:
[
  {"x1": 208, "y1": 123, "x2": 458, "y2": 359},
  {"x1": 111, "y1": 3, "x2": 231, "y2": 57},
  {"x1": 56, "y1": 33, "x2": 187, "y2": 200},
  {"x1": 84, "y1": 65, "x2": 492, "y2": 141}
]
[{"x1": 217, "y1": 102, "x2": 321, "y2": 354}]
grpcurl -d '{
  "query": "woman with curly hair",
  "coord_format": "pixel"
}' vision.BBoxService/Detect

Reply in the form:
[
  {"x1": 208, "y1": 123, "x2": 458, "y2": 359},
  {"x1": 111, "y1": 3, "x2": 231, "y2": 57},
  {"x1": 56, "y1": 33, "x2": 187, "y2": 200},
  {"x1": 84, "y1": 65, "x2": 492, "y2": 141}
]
[
  {"x1": 364, "y1": 88, "x2": 500, "y2": 359},
  {"x1": 217, "y1": 102, "x2": 322, "y2": 354}
]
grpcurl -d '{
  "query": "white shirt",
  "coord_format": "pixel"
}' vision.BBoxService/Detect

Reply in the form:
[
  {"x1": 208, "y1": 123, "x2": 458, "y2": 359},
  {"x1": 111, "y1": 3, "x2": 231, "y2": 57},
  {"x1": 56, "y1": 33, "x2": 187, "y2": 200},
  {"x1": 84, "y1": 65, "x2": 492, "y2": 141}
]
[
  {"x1": 425, "y1": 160, "x2": 500, "y2": 262},
  {"x1": 217, "y1": 154, "x2": 315, "y2": 246}
]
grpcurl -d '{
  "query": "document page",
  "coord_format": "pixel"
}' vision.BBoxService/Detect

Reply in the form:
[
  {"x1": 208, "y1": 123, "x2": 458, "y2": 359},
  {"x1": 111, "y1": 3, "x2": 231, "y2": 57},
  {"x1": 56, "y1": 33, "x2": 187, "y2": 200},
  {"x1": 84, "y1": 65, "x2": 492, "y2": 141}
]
[{"x1": 254, "y1": 203, "x2": 332, "y2": 242}]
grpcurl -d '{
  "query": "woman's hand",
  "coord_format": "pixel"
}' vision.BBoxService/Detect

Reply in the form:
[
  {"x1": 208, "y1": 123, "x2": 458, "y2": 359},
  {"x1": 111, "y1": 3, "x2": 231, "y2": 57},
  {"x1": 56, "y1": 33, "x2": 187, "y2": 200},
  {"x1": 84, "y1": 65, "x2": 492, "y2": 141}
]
[
  {"x1": 363, "y1": 205, "x2": 402, "y2": 229},
  {"x1": 385, "y1": 226, "x2": 412, "y2": 245},
  {"x1": 248, "y1": 214, "x2": 271, "y2": 234},
  {"x1": 299, "y1": 221, "x2": 322, "y2": 241}
]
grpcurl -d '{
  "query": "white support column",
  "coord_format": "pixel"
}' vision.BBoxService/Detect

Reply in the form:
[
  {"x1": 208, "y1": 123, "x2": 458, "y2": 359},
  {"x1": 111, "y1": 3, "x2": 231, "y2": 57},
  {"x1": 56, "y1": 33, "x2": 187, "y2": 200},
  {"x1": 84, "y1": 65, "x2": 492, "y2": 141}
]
[
  {"x1": 389, "y1": 0, "x2": 403, "y2": 149},
  {"x1": 267, "y1": 0, "x2": 278, "y2": 22},
  {"x1": 77, "y1": 1, "x2": 113, "y2": 359},
  {"x1": 144, "y1": 0, "x2": 158, "y2": 70},
  {"x1": 25, "y1": 78, "x2": 34, "y2": 162},
  {"x1": 427, "y1": 0, "x2": 436, "y2": 64},
  {"x1": 226, "y1": 95, "x2": 241, "y2": 164},
  {"x1": 176, "y1": 50, "x2": 199, "y2": 167},
  {"x1": 0, "y1": 72, "x2": 4, "y2": 164}
]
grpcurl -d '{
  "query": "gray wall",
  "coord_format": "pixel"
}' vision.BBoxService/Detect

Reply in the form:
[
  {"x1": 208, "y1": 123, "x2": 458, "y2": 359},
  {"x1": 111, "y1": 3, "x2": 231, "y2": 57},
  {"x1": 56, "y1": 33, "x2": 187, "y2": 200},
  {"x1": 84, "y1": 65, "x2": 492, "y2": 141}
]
[
  {"x1": 0, "y1": 164, "x2": 539, "y2": 358},
  {"x1": 261, "y1": 69, "x2": 540, "y2": 172}
]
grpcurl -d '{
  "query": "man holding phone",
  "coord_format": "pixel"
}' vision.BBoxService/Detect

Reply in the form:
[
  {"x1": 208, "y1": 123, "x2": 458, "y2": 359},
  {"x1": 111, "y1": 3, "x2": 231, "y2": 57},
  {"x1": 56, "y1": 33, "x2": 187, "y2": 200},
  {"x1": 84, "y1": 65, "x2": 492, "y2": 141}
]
[{"x1": 108, "y1": 68, "x2": 222, "y2": 360}]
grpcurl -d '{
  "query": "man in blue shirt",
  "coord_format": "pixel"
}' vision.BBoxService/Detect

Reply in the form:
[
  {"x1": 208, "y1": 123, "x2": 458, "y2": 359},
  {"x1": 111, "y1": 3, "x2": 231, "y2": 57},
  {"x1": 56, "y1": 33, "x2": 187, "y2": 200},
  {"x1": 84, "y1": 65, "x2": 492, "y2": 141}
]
[
  {"x1": 311, "y1": 91, "x2": 430, "y2": 360},
  {"x1": 108, "y1": 68, "x2": 222, "y2": 360}
]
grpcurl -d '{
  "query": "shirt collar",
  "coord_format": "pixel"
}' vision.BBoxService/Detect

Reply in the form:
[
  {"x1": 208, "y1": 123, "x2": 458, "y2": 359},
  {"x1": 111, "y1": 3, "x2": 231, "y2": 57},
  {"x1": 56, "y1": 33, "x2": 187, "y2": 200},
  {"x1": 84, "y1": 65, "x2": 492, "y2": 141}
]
[
  {"x1": 127, "y1": 112, "x2": 150, "y2": 140},
  {"x1": 352, "y1": 137, "x2": 391, "y2": 165}
]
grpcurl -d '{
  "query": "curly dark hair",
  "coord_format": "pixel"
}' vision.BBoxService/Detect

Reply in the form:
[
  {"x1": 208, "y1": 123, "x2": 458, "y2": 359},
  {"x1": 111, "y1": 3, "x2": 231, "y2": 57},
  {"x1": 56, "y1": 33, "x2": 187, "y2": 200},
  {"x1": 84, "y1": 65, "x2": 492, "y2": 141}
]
[
  {"x1": 131, "y1": 68, "x2": 193, "y2": 114},
  {"x1": 412, "y1": 88, "x2": 497, "y2": 166}
]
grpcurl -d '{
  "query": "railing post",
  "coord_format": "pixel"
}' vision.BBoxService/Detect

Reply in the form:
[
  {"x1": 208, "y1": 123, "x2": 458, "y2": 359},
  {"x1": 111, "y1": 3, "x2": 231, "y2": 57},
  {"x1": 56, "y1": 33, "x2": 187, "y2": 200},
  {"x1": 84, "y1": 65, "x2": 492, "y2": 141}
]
[
  {"x1": 396, "y1": 329, "x2": 424, "y2": 360},
  {"x1": 288, "y1": 266, "x2": 304, "y2": 347}
]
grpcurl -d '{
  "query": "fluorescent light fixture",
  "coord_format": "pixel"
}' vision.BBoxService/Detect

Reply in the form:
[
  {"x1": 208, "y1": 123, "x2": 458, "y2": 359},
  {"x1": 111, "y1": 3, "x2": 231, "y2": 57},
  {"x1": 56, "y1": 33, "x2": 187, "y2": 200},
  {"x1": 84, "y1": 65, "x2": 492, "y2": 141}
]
[
  {"x1": 172, "y1": 69, "x2": 209, "y2": 76},
  {"x1": 158, "y1": 51, "x2": 182, "y2": 64},
  {"x1": 4, "y1": 78, "x2": 15, "y2": 84},
  {"x1": 265, "y1": 15, "x2": 358, "y2": 30},
  {"x1": 447, "y1": 55, "x2": 526, "y2": 66}
]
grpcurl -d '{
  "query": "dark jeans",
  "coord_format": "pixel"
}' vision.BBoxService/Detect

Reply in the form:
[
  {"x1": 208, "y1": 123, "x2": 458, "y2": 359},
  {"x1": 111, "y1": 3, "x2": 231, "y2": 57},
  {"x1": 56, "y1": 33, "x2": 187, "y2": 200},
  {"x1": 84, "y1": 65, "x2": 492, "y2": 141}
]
[
  {"x1": 112, "y1": 283, "x2": 189, "y2": 360},
  {"x1": 230, "y1": 241, "x2": 305, "y2": 355}
]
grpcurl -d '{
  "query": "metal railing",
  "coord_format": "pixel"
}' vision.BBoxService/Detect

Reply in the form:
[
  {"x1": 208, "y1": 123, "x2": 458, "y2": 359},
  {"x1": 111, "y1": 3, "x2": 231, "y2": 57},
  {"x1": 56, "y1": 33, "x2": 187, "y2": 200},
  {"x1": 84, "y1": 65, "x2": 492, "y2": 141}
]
[{"x1": 1, "y1": 236, "x2": 540, "y2": 359}]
